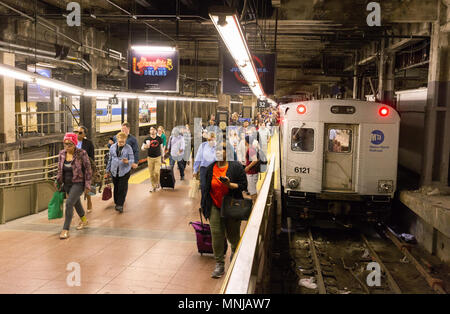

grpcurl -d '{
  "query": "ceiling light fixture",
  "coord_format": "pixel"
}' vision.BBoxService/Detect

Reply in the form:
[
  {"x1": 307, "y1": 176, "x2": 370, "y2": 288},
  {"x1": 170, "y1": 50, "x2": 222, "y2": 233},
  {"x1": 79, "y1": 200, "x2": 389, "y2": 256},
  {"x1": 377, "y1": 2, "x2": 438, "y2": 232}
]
[
  {"x1": 209, "y1": 7, "x2": 265, "y2": 99},
  {"x1": 131, "y1": 45, "x2": 176, "y2": 52}
]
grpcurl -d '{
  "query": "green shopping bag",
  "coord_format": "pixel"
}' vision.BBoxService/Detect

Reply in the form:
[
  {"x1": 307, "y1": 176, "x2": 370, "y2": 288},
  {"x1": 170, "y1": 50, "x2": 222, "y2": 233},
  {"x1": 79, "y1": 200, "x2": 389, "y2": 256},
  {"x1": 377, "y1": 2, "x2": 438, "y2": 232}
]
[{"x1": 48, "y1": 191, "x2": 64, "y2": 219}]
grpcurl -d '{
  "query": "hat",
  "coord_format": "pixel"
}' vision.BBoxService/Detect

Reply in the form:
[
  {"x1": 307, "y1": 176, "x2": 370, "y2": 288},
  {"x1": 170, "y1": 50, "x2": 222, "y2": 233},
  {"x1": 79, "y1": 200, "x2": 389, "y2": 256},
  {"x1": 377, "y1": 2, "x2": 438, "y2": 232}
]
[{"x1": 63, "y1": 132, "x2": 78, "y2": 146}]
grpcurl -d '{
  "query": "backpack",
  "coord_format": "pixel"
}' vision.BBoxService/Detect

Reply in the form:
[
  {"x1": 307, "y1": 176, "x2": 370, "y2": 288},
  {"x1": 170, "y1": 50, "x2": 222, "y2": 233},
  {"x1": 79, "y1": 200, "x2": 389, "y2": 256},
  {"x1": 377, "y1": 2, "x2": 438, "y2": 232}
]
[{"x1": 77, "y1": 148, "x2": 102, "y2": 186}]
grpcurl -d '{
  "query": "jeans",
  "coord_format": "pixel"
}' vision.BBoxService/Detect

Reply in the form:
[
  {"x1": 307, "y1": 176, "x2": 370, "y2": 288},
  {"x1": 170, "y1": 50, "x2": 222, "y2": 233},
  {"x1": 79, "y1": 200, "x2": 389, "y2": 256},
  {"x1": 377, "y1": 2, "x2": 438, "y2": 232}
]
[
  {"x1": 169, "y1": 156, "x2": 186, "y2": 178},
  {"x1": 209, "y1": 204, "x2": 241, "y2": 264},
  {"x1": 112, "y1": 171, "x2": 131, "y2": 206},
  {"x1": 147, "y1": 156, "x2": 162, "y2": 188},
  {"x1": 63, "y1": 183, "x2": 85, "y2": 230},
  {"x1": 199, "y1": 166, "x2": 208, "y2": 206}
]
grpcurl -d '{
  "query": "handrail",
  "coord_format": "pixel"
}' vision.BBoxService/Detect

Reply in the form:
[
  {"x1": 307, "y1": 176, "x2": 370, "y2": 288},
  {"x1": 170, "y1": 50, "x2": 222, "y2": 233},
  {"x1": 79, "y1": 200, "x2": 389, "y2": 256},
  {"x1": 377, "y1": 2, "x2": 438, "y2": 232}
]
[
  {"x1": 221, "y1": 152, "x2": 276, "y2": 294},
  {"x1": 0, "y1": 148, "x2": 109, "y2": 187}
]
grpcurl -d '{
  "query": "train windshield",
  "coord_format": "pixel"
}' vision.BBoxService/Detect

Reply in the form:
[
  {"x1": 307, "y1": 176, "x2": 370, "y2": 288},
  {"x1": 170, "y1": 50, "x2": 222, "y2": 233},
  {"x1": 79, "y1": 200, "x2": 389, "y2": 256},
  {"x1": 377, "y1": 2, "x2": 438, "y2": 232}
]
[
  {"x1": 328, "y1": 128, "x2": 352, "y2": 153},
  {"x1": 291, "y1": 128, "x2": 314, "y2": 152}
]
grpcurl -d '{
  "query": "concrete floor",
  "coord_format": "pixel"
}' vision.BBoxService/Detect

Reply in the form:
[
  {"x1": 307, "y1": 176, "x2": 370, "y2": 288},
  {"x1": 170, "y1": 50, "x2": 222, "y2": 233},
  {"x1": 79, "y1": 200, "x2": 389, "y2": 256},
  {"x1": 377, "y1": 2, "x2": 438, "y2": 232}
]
[{"x1": 0, "y1": 164, "x2": 230, "y2": 294}]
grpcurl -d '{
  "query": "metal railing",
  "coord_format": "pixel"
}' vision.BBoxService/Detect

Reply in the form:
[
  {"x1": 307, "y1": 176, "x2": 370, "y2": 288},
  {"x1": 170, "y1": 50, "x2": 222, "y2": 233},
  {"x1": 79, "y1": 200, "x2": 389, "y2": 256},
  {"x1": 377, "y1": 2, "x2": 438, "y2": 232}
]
[
  {"x1": 0, "y1": 148, "x2": 109, "y2": 187},
  {"x1": 15, "y1": 110, "x2": 68, "y2": 137},
  {"x1": 220, "y1": 152, "x2": 277, "y2": 294}
]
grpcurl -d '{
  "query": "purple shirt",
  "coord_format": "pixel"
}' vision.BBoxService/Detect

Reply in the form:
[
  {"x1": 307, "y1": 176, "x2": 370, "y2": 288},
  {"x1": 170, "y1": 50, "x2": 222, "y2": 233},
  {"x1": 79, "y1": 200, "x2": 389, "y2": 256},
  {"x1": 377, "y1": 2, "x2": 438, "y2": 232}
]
[{"x1": 57, "y1": 148, "x2": 92, "y2": 189}]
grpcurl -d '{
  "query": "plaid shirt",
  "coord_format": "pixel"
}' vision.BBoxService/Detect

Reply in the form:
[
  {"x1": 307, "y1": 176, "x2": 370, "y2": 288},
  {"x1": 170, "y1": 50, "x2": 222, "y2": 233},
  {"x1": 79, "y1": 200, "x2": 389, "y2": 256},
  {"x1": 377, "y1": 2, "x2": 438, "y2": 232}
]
[{"x1": 56, "y1": 148, "x2": 92, "y2": 190}]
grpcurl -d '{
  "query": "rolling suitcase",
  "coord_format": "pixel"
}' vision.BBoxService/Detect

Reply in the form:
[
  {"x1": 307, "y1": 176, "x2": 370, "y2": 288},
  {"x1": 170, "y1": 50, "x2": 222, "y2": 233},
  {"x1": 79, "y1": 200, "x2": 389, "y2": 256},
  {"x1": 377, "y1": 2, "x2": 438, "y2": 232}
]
[
  {"x1": 189, "y1": 209, "x2": 228, "y2": 256},
  {"x1": 160, "y1": 163, "x2": 175, "y2": 189}
]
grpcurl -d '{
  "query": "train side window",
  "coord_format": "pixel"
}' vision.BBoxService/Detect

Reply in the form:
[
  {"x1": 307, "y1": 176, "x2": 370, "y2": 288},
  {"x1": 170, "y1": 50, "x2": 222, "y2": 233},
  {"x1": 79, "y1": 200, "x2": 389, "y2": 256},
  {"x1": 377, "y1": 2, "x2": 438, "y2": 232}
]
[
  {"x1": 328, "y1": 129, "x2": 352, "y2": 153},
  {"x1": 291, "y1": 128, "x2": 314, "y2": 152}
]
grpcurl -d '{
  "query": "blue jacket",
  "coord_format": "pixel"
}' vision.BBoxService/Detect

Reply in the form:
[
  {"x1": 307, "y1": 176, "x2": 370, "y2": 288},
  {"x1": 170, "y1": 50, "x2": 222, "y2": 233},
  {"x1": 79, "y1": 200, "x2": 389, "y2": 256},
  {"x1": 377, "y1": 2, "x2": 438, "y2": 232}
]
[
  {"x1": 109, "y1": 134, "x2": 139, "y2": 164},
  {"x1": 106, "y1": 143, "x2": 134, "y2": 177}
]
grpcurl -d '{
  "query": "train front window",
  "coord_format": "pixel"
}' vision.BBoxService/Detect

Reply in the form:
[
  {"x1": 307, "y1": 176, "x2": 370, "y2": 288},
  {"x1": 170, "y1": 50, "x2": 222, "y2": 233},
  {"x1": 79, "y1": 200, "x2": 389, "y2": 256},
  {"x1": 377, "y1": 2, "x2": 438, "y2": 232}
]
[
  {"x1": 291, "y1": 128, "x2": 314, "y2": 152},
  {"x1": 328, "y1": 128, "x2": 352, "y2": 153}
]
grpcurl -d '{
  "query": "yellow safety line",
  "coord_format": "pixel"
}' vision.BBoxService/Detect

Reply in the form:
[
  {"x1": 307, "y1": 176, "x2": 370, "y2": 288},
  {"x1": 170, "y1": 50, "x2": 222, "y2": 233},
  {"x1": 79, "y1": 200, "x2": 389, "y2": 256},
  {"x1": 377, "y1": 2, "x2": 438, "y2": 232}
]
[
  {"x1": 129, "y1": 157, "x2": 170, "y2": 184},
  {"x1": 129, "y1": 168, "x2": 149, "y2": 184}
]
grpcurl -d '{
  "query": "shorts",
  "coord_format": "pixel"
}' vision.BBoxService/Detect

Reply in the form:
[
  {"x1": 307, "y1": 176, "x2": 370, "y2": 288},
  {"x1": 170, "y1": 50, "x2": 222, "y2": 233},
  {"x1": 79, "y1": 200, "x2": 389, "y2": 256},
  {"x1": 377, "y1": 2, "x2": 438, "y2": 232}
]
[{"x1": 246, "y1": 173, "x2": 258, "y2": 196}]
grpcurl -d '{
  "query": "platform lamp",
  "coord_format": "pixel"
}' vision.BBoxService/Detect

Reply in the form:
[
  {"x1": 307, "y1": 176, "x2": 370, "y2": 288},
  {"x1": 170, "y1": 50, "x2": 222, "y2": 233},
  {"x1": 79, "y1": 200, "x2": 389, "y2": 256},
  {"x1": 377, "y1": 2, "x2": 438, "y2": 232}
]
[{"x1": 209, "y1": 7, "x2": 266, "y2": 99}]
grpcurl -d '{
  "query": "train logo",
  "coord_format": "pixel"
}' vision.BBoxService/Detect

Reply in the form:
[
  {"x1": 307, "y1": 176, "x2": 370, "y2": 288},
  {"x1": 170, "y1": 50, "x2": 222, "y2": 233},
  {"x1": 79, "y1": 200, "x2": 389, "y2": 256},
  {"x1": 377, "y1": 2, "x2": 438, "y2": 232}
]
[{"x1": 371, "y1": 130, "x2": 384, "y2": 145}]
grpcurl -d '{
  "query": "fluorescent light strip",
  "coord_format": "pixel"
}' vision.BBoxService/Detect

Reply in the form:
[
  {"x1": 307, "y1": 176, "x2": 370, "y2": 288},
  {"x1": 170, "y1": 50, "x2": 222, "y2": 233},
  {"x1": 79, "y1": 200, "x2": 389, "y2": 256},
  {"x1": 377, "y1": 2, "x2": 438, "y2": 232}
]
[
  {"x1": 131, "y1": 45, "x2": 176, "y2": 52},
  {"x1": 35, "y1": 78, "x2": 82, "y2": 95},
  {"x1": 84, "y1": 90, "x2": 115, "y2": 98},
  {"x1": 210, "y1": 13, "x2": 266, "y2": 99},
  {"x1": 0, "y1": 63, "x2": 243, "y2": 103},
  {"x1": 0, "y1": 64, "x2": 33, "y2": 82}
]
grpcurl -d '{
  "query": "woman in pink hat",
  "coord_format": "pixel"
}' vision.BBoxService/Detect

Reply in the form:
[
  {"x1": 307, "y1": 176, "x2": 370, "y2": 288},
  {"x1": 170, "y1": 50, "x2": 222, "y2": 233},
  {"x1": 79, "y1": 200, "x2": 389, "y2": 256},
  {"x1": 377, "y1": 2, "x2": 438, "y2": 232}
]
[{"x1": 56, "y1": 132, "x2": 92, "y2": 239}]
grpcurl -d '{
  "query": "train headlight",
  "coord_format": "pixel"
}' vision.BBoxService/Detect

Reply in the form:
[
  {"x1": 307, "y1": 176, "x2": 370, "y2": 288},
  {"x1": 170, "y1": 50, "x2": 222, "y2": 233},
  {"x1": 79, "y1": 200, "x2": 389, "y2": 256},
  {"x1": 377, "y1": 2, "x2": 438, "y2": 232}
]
[
  {"x1": 288, "y1": 178, "x2": 300, "y2": 189},
  {"x1": 378, "y1": 180, "x2": 393, "y2": 193}
]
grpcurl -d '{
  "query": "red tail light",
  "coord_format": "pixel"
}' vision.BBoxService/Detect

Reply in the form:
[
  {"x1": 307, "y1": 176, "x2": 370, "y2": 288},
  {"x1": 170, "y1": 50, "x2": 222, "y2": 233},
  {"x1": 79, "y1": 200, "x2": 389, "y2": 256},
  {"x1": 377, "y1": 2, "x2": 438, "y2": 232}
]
[
  {"x1": 379, "y1": 106, "x2": 389, "y2": 117},
  {"x1": 296, "y1": 105, "x2": 306, "y2": 114}
]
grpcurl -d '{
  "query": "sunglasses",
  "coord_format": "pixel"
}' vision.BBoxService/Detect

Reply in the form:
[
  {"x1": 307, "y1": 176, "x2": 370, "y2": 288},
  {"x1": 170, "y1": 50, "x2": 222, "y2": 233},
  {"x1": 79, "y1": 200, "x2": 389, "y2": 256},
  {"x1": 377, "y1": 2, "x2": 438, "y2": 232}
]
[
  {"x1": 63, "y1": 142, "x2": 74, "y2": 146},
  {"x1": 76, "y1": 131, "x2": 84, "y2": 134}
]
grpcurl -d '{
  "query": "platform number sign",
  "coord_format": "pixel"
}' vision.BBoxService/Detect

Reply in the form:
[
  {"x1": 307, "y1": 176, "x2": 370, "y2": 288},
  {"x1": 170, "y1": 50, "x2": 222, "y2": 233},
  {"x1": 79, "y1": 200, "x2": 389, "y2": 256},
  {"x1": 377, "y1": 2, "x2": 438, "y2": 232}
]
[{"x1": 257, "y1": 99, "x2": 269, "y2": 109}]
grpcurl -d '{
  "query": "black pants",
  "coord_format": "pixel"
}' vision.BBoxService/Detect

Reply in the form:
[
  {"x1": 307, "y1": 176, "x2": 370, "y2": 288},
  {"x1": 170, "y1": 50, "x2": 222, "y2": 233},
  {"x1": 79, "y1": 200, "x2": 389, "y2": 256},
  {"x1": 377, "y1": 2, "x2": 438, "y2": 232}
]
[{"x1": 112, "y1": 171, "x2": 131, "y2": 206}]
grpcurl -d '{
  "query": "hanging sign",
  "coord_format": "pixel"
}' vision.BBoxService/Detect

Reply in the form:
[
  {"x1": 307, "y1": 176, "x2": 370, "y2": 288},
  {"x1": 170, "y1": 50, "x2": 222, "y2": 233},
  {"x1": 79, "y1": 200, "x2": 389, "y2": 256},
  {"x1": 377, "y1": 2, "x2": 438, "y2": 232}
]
[
  {"x1": 222, "y1": 53, "x2": 276, "y2": 95},
  {"x1": 129, "y1": 49, "x2": 179, "y2": 92}
]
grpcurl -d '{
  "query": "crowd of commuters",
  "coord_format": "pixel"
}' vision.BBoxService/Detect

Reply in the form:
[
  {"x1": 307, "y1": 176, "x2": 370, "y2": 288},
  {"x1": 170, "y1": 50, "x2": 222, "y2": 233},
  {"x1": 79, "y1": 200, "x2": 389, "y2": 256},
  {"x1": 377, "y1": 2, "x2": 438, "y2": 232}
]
[{"x1": 56, "y1": 107, "x2": 279, "y2": 277}]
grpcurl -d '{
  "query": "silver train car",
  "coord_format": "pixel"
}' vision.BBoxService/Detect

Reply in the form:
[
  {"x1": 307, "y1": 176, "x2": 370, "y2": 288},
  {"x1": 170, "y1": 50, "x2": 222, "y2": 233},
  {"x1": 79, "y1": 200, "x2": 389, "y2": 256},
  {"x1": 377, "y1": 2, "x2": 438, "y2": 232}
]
[{"x1": 279, "y1": 99, "x2": 400, "y2": 224}]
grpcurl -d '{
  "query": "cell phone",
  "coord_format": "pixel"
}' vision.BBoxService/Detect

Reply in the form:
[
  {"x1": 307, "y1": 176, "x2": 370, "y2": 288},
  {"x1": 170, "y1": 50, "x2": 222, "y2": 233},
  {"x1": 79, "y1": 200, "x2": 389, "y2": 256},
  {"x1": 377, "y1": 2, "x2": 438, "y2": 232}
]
[{"x1": 219, "y1": 176, "x2": 227, "y2": 183}]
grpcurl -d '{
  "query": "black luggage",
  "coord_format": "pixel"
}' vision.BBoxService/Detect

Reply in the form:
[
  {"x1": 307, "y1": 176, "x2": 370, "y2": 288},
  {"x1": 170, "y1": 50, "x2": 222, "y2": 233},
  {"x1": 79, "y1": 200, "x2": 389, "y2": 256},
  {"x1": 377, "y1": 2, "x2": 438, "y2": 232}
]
[{"x1": 160, "y1": 164, "x2": 175, "y2": 188}]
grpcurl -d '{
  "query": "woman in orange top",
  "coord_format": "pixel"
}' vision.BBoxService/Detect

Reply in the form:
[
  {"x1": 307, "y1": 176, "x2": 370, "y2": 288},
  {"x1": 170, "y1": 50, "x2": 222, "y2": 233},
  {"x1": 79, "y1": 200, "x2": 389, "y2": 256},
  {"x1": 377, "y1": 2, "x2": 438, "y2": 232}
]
[{"x1": 201, "y1": 141, "x2": 247, "y2": 278}]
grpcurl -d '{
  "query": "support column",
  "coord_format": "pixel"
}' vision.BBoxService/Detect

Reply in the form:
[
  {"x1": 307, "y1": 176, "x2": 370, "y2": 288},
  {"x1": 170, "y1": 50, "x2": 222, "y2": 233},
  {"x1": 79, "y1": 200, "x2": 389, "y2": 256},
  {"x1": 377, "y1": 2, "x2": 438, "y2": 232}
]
[
  {"x1": 0, "y1": 52, "x2": 16, "y2": 144},
  {"x1": 127, "y1": 98, "x2": 139, "y2": 138},
  {"x1": 422, "y1": 2, "x2": 450, "y2": 187},
  {"x1": 353, "y1": 51, "x2": 359, "y2": 99},
  {"x1": 80, "y1": 70, "x2": 97, "y2": 144},
  {"x1": 377, "y1": 38, "x2": 386, "y2": 102}
]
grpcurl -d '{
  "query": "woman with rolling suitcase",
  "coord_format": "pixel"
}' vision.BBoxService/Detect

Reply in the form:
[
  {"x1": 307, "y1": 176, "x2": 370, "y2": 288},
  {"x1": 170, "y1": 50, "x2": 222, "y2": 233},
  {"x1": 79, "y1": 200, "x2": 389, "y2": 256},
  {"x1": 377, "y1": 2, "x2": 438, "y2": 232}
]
[{"x1": 201, "y1": 141, "x2": 247, "y2": 279}]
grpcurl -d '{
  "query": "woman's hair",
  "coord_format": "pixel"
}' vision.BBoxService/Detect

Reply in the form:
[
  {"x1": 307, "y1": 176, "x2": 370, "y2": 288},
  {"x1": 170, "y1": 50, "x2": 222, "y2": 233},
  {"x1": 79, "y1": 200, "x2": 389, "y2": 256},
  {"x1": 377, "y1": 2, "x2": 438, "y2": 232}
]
[
  {"x1": 207, "y1": 132, "x2": 216, "y2": 140},
  {"x1": 158, "y1": 126, "x2": 165, "y2": 132},
  {"x1": 117, "y1": 132, "x2": 127, "y2": 140}
]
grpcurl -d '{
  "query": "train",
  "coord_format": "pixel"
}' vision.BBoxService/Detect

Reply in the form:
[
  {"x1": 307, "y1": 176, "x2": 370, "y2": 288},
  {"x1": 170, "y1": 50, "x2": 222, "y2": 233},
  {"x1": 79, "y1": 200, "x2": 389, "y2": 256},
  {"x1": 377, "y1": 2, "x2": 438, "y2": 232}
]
[
  {"x1": 278, "y1": 99, "x2": 400, "y2": 226},
  {"x1": 71, "y1": 98, "x2": 156, "y2": 124}
]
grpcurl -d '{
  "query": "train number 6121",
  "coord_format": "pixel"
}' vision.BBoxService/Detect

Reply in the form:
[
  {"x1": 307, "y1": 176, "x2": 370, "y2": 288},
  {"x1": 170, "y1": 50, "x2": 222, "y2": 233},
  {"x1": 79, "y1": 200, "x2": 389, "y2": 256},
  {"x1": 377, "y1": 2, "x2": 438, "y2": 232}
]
[{"x1": 294, "y1": 167, "x2": 310, "y2": 174}]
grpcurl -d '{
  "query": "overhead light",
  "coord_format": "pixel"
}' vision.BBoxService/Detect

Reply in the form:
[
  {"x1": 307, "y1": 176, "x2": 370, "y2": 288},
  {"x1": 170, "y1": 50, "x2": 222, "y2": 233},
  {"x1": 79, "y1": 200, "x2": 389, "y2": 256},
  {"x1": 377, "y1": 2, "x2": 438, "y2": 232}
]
[
  {"x1": 35, "y1": 78, "x2": 82, "y2": 95},
  {"x1": 209, "y1": 8, "x2": 266, "y2": 99},
  {"x1": 35, "y1": 62, "x2": 57, "y2": 69},
  {"x1": 131, "y1": 45, "x2": 176, "y2": 52},
  {"x1": 83, "y1": 90, "x2": 115, "y2": 98},
  {"x1": 0, "y1": 64, "x2": 33, "y2": 82},
  {"x1": 90, "y1": 14, "x2": 97, "y2": 19},
  {"x1": 116, "y1": 92, "x2": 138, "y2": 99}
]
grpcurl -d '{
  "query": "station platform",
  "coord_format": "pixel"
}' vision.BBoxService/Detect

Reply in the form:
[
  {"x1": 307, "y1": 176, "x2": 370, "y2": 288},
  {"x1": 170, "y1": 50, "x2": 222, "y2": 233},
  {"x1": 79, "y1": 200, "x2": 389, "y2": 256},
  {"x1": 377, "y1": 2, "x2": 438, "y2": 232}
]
[
  {"x1": 0, "y1": 164, "x2": 230, "y2": 294},
  {"x1": 399, "y1": 189, "x2": 450, "y2": 262}
]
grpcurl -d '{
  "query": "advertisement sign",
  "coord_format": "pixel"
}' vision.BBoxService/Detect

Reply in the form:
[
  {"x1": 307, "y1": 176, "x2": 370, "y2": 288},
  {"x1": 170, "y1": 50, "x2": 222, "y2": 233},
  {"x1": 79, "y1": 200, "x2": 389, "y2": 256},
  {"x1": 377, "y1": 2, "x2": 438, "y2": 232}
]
[
  {"x1": 222, "y1": 53, "x2": 276, "y2": 95},
  {"x1": 27, "y1": 66, "x2": 51, "y2": 102},
  {"x1": 139, "y1": 99, "x2": 157, "y2": 126},
  {"x1": 129, "y1": 49, "x2": 179, "y2": 92}
]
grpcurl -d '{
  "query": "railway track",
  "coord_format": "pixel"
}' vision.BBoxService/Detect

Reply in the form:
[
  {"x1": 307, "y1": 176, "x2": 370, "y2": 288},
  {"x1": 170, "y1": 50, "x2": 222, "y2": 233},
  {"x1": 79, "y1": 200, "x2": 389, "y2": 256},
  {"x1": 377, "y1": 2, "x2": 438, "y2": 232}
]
[{"x1": 290, "y1": 227, "x2": 448, "y2": 294}]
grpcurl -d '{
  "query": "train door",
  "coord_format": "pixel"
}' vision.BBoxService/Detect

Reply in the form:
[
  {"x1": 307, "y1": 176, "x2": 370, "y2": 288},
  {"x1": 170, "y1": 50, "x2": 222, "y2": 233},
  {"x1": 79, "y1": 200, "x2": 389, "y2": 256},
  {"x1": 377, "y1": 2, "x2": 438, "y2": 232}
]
[{"x1": 322, "y1": 124, "x2": 357, "y2": 192}]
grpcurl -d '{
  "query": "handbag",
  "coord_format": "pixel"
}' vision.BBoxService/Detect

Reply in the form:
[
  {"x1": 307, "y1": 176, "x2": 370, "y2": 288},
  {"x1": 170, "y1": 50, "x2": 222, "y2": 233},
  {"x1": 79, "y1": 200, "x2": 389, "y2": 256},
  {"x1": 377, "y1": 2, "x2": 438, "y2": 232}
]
[
  {"x1": 102, "y1": 184, "x2": 112, "y2": 201},
  {"x1": 48, "y1": 191, "x2": 64, "y2": 220},
  {"x1": 220, "y1": 194, "x2": 253, "y2": 221},
  {"x1": 188, "y1": 178, "x2": 200, "y2": 199}
]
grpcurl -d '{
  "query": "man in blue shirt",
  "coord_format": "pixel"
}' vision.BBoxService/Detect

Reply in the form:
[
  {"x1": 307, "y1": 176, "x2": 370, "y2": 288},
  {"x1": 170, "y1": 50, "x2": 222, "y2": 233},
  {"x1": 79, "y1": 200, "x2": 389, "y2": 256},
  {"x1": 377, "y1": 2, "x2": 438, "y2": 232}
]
[
  {"x1": 168, "y1": 128, "x2": 186, "y2": 180},
  {"x1": 108, "y1": 122, "x2": 139, "y2": 169},
  {"x1": 193, "y1": 132, "x2": 217, "y2": 189},
  {"x1": 193, "y1": 132, "x2": 217, "y2": 207}
]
